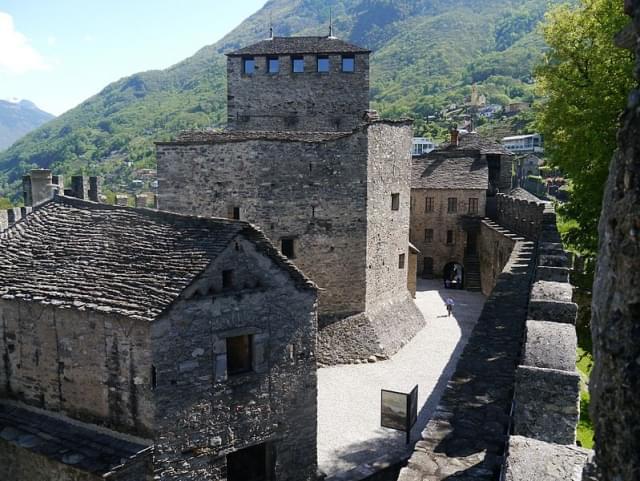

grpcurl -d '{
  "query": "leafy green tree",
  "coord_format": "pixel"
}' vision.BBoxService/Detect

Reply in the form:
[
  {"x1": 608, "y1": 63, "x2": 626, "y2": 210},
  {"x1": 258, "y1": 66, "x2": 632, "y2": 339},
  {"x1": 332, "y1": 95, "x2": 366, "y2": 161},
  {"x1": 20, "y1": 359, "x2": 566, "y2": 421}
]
[{"x1": 535, "y1": 0, "x2": 635, "y2": 253}]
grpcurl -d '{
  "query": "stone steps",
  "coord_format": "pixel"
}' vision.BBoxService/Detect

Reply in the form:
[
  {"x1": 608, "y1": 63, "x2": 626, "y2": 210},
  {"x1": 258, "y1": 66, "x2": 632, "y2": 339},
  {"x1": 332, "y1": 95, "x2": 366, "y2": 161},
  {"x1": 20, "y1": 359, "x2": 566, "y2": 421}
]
[{"x1": 464, "y1": 254, "x2": 482, "y2": 291}]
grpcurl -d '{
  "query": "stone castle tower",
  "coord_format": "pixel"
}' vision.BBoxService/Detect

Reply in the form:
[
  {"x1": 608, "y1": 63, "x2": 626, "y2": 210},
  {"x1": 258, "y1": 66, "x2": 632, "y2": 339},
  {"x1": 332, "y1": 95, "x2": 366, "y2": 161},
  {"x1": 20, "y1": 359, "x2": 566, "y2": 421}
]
[
  {"x1": 157, "y1": 35, "x2": 424, "y2": 365},
  {"x1": 226, "y1": 36, "x2": 370, "y2": 132}
]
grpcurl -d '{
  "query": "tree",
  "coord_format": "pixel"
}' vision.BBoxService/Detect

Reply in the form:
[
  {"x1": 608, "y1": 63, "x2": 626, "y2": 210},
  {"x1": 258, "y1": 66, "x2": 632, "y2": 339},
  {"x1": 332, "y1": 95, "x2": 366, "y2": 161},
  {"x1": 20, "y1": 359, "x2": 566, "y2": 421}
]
[{"x1": 535, "y1": 0, "x2": 635, "y2": 253}]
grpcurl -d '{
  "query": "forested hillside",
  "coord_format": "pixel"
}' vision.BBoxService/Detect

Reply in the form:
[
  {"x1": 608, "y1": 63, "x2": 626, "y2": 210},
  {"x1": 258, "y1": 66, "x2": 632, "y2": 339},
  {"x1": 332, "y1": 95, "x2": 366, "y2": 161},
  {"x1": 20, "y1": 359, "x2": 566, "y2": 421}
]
[{"x1": 0, "y1": 0, "x2": 556, "y2": 201}]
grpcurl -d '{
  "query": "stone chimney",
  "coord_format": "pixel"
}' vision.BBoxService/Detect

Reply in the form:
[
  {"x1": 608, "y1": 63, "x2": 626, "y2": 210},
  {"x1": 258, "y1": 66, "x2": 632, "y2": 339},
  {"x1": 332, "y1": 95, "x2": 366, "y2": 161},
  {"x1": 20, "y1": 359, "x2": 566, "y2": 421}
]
[
  {"x1": 115, "y1": 194, "x2": 129, "y2": 206},
  {"x1": 450, "y1": 128, "x2": 460, "y2": 146},
  {"x1": 134, "y1": 194, "x2": 148, "y2": 208},
  {"x1": 88, "y1": 176, "x2": 101, "y2": 202},
  {"x1": 22, "y1": 169, "x2": 58, "y2": 206},
  {"x1": 71, "y1": 176, "x2": 90, "y2": 200}
]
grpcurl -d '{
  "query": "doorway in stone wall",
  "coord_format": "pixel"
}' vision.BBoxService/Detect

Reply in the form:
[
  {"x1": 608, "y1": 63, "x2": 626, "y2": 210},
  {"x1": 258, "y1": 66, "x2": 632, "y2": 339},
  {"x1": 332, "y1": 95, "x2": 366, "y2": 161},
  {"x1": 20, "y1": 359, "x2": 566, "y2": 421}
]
[
  {"x1": 443, "y1": 262, "x2": 464, "y2": 289},
  {"x1": 422, "y1": 257, "x2": 434, "y2": 278},
  {"x1": 227, "y1": 442, "x2": 274, "y2": 481}
]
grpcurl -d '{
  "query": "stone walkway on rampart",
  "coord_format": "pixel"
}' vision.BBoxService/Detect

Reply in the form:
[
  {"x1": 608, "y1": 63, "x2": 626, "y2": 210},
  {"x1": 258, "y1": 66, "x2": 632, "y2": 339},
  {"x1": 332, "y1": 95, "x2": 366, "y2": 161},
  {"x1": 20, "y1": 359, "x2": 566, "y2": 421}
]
[{"x1": 317, "y1": 280, "x2": 486, "y2": 480}]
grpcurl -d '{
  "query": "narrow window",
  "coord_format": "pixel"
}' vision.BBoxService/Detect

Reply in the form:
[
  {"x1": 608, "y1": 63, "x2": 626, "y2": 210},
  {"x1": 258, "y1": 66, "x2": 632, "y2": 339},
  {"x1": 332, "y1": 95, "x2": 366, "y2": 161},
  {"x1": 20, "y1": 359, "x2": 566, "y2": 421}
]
[
  {"x1": 447, "y1": 197, "x2": 458, "y2": 213},
  {"x1": 425, "y1": 197, "x2": 434, "y2": 213},
  {"x1": 281, "y1": 238, "x2": 295, "y2": 259},
  {"x1": 342, "y1": 55, "x2": 355, "y2": 72},
  {"x1": 228, "y1": 206, "x2": 241, "y2": 220},
  {"x1": 391, "y1": 193, "x2": 400, "y2": 211},
  {"x1": 446, "y1": 230, "x2": 455, "y2": 245},
  {"x1": 425, "y1": 229, "x2": 434, "y2": 243},
  {"x1": 151, "y1": 365, "x2": 157, "y2": 390},
  {"x1": 226, "y1": 335, "x2": 252, "y2": 375},
  {"x1": 292, "y1": 56, "x2": 304, "y2": 73},
  {"x1": 317, "y1": 55, "x2": 330, "y2": 72},
  {"x1": 468, "y1": 198, "x2": 479, "y2": 214},
  {"x1": 398, "y1": 253, "x2": 406, "y2": 269},
  {"x1": 222, "y1": 270, "x2": 233, "y2": 289},
  {"x1": 243, "y1": 57, "x2": 255, "y2": 75},
  {"x1": 267, "y1": 57, "x2": 279, "y2": 73}
]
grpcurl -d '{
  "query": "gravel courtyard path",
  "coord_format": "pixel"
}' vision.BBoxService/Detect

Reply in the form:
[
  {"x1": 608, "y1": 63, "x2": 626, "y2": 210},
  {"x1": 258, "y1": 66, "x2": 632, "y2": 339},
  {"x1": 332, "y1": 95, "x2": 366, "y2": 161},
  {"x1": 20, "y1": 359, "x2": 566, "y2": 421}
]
[{"x1": 317, "y1": 280, "x2": 486, "y2": 478}]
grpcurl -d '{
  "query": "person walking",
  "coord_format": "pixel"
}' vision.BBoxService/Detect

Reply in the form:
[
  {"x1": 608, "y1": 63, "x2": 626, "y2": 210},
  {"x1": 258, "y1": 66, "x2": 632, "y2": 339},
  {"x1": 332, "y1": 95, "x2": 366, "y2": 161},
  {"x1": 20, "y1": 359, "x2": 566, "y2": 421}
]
[{"x1": 445, "y1": 297, "x2": 455, "y2": 317}]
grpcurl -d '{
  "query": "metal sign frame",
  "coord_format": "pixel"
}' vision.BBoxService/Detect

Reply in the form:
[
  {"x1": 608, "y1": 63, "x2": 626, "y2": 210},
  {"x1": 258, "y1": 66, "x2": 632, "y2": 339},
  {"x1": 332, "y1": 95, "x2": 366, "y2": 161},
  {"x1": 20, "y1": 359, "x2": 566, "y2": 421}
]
[{"x1": 381, "y1": 384, "x2": 418, "y2": 444}]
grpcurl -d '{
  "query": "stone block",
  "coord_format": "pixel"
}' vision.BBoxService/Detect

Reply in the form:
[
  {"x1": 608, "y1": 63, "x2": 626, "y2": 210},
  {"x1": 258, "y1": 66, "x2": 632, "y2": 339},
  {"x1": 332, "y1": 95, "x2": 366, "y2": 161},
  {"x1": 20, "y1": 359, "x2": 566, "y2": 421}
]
[
  {"x1": 503, "y1": 435, "x2": 590, "y2": 481},
  {"x1": 528, "y1": 299, "x2": 578, "y2": 324},
  {"x1": 523, "y1": 321, "x2": 577, "y2": 371},
  {"x1": 538, "y1": 242, "x2": 566, "y2": 256},
  {"x1": 539, "y1": 254, "x2": 570, "y2": 268},
  {"x1": 531, "y1": 280, "x2": 573, "y2": 303},
  {"x1": 513, "y1": 365, "x2": 580, "y2": 445},
  {"x1": 535, "y1": 266, "x2": 570, "y2": 283}
]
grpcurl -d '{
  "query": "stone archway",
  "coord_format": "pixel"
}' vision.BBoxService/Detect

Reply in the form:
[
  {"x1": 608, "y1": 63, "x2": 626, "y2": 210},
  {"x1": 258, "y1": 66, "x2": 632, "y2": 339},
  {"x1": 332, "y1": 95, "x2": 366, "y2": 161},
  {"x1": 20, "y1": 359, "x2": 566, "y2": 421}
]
[{"x1": 443, "y1": 262, "x2": 464, "y2": 289}]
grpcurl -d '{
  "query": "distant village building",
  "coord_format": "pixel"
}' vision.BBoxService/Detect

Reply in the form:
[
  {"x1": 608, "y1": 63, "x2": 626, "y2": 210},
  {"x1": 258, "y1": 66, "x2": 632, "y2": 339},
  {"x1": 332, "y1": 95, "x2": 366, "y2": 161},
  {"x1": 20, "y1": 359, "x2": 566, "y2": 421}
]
[
  {"x1": 157, "y1": 35, "x2": 424, "y2": 365},
  {"x1": 504, "y1": 102, "x2": 532, "y2": 115},
  {"x1": 0, "y1": 182, "x2": 318, "y2": 481},
  {"x1": 412, "y1": 137, "x2": 438, "y2": 156},
  {"x1": 502, "y1": 133, "x2": 544, "y2": 154}
]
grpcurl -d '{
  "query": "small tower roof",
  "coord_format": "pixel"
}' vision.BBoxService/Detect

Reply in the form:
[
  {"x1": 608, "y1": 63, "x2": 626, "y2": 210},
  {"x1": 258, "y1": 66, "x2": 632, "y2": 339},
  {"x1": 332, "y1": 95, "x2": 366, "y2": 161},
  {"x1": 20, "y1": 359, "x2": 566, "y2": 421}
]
[{"x1": 226, "y1": 36, "x2": 370, "y2": 57}]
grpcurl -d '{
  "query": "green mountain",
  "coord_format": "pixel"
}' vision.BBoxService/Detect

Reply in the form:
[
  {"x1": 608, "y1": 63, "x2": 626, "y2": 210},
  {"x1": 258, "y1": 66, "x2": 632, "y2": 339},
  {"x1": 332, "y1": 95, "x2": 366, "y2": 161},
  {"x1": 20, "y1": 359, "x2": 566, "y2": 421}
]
[
  {"x1": 0, "y1": 0, "x2": 555, "y2": 200},
  {"x1": 0, "y1": 99, "x2": 55, "y2": 151}
]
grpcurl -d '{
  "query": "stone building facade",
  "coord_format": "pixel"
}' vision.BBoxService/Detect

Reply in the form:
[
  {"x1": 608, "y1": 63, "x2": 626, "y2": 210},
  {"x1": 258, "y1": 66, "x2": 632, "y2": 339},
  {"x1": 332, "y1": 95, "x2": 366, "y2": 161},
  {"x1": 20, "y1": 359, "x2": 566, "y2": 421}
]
[
  {"x1": 0, "y1": 193, "x2": 318, "y2": 481},
  {"x1": 157, "y1": 36, "x2": 423, "y2": 364},
  {"x1": 226, "y1": 36, "x2": 370, "y2": 132},
  {"x1": 410, "y1": 152, "x2": 488, "y2": 287}
]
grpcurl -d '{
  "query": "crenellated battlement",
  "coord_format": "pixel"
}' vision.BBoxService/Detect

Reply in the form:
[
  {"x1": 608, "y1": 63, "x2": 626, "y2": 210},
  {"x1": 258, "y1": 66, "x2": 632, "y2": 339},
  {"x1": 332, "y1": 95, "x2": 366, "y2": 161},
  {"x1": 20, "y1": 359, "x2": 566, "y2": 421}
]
[{"x1": 494, "y1": 192, "x2": 548, "y2": 240}]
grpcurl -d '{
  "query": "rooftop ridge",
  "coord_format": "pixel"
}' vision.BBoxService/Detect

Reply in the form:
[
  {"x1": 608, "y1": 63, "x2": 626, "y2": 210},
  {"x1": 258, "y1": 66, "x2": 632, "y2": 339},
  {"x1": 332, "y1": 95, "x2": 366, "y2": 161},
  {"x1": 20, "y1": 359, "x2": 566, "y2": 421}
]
[{"x1": 226, "y1": 35, "x2": 371, "y2": 57}]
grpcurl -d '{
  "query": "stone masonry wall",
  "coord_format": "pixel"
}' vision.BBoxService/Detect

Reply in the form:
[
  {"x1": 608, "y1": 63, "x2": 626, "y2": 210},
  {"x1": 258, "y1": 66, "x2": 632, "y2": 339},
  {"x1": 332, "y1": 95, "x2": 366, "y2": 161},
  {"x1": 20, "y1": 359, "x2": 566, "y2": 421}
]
[
  {"x1": 587, "y1": 3, "x2": 640, "y2": 479},
  {"x1": 0, "y1": 301, "x2": 154, "y2": 437},
  {"x1": 479, "y1": 219, "x2": 518, "y2": 296},
  {"x1": 227, "y1": 53, "x2": 369, "y2": 132},
  {"x1": 410, "y1": 188, "x2": 487, "y2": 277},
  {"x1": 495, "y1": 193, "x2": 546, "y2": 240},
  {"x1": 157, "y1": 132, "x2": 368, "y2": 322},
  {"x1": 152, "y1": 235, "x2": 317, "y2": 481},
  {"x1": 505, "y1": 203, "x2": 587, "y2": 480},
  {"x1": 365, "y1": 122, "x2": 413, "y2": 310}
]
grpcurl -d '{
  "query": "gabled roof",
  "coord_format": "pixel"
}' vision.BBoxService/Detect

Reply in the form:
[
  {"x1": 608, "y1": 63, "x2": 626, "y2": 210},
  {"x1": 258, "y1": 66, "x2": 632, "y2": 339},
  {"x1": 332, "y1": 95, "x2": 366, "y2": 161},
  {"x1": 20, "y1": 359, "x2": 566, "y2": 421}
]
[
  {"x1": 226, "y1": 36, "x2": 370, "y2": 56},
  {"x1": 439, "y1": 132, "x2": 513, "y2": 156},
  {"x1": 509, "y1": 187, "x2": 545, "y2": 203},
  {"x1": 0, "y1": 401, "x2": 151, "y2": 477},
  {"x1": 0, "y1": 196, "x2": 314, "y2": 321},
  {"x1": 412, "y1": 155, "x2": 488, "y2": 190}
]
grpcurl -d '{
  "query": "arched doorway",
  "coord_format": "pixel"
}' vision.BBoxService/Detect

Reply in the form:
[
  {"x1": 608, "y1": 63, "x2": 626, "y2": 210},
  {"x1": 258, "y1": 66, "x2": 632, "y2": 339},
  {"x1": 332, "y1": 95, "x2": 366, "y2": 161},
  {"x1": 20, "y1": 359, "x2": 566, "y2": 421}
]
[{"x1": 443, "y1": 262, "x2": 464, "y2": 289}]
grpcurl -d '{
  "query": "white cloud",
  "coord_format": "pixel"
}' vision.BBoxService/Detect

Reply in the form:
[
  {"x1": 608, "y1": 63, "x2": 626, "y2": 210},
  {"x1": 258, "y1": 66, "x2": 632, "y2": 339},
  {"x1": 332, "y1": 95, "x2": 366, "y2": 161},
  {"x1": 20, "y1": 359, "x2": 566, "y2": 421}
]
[
  {"x1": 47, "y1": 35, "x2": 57, "y2": 46},
  {"x1": 0, "y1": 11, "x2": 50, "y2": 74}
]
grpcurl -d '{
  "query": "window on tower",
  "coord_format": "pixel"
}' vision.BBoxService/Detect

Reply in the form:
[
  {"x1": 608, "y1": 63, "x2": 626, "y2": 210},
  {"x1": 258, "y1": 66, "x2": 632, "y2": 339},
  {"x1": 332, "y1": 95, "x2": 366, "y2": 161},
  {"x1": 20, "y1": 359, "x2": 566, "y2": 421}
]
[
  {"x1": 317, "y1": 56, "x2": 330, "y2": 72},
  {"x1": 267, "y1": 57, "x2": 279, "y2": 73},
  {"x1": 292, "y1": 56, "x2": 304, "y2": 73},
  {"x1": 243, "y1": 57, "x2": 255, "y2": 75},
  {"x1": 342, "y1": 55, "x2": 355, "y2": 72}
]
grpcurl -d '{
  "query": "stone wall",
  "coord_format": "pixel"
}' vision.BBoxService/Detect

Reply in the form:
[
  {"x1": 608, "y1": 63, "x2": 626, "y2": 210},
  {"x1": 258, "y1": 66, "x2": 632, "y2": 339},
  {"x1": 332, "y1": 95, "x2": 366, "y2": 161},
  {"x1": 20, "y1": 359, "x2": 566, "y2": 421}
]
[
  {"x1": 0, "y1": 301, "x2": 154, "y2": 437},
  {"x1": 505, "y1": 204, "x2": 585, "y2": 479},
  {"x1": 478, "y1": 219, "x2": 518, "y2": 296},
  {"x1": 0, "y1": 207, "x2": 33, "y2": 233},
  {"x1": 365, "y1": 122, "x2": 413, "y2": 310},
  {"x1": 227, "y1": 53, "x2": 369, "y2": 132},
  {"x1": 587, "y1": 3, "x2": 640, "y2": 479},
  {"x1": 494, "y1": 193, "x2": 546, "y2": 240},
  {"x1": 152, "y1": 236, "x2": 317, "y2": 481},
  {"x1": 157, "y1": 131, "x2": 368, "y2": 321},
  {"x1": 410, "y1": 188, "x2": 486, "y2": 277}
]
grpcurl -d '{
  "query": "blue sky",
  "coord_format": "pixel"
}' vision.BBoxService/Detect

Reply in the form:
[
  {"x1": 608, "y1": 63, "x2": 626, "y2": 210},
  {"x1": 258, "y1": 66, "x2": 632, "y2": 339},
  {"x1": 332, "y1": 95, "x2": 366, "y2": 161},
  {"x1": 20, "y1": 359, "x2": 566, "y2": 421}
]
[{"x1": 0, "y1": 0, "x2": 267, "y2": 116}]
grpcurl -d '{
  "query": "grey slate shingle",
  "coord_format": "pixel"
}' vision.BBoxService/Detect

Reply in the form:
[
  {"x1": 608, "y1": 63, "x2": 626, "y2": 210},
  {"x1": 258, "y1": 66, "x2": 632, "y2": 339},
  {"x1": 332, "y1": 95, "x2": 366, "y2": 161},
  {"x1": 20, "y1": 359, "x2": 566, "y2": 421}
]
[
  {"x1": 440, "y1": 132, "x2": 514, "y2": 156},
  {"x1": 226, "y1": 36, "x2": 370, "y2": 56},
  {"x1": 0, "y1": 196, "x2": 314, "y2": 322},
  {"x1": 412, "y1": 155, "x2": 488, "y2": 190},
  {"x1": 0, "y1": 401, "x2": 150, "y2": 476}
]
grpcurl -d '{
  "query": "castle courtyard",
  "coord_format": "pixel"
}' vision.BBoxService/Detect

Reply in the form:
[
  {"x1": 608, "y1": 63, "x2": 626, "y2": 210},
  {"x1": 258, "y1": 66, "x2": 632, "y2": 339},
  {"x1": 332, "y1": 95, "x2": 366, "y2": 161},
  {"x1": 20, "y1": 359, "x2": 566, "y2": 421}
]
[{"x1": 318, "y1": 280, "x2": 486, "y2": 479}]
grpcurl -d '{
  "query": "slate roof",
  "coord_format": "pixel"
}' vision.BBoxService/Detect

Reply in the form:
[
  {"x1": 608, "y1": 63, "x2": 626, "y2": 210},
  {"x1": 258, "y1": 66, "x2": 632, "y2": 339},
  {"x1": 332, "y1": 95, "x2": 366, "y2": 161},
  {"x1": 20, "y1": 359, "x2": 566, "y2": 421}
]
[
  {"x1": 227, "y1": 36, "x2": 370, "y2": 56},
  {"x1": 0, "y1": 401, "x2": 151, "y2": 476},
  {"x1": 509, "y1": 187, "x2": 545, "y2": 203},
  {"x1": 439, "y1": 132, "x2": 513, "y2": 156},
  {"x1": 0, "y1": 196, "x2": 314, "y2": 321},
  {"x1": 412, "y1": 155, "x2": 488, "y2": 190},
  {"x1": 157, "y1": 129, "x2": 353, "y2": 145}
]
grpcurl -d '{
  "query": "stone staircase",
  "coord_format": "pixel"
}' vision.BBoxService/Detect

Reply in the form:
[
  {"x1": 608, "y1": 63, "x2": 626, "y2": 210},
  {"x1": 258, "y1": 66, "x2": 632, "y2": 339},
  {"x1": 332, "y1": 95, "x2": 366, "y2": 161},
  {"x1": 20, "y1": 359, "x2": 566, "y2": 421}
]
[{"x1": 464, "y1": 253, "x2": 482, "y2": 291}]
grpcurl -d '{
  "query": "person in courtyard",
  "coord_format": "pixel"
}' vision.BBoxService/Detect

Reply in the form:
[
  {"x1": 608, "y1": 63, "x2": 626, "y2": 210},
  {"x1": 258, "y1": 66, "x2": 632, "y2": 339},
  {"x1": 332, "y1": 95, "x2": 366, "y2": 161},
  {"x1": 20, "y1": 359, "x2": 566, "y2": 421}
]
[{"x1": 445, "y1": 297, "x2": 455, "y2": 317}]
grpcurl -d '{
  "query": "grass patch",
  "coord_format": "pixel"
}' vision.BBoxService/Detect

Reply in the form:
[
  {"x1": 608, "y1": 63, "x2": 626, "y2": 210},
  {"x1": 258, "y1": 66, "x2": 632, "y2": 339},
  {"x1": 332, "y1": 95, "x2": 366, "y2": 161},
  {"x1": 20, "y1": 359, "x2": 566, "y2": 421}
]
[{"x1": 575, "y1": 292, "x2": 594, "y2": 449}]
